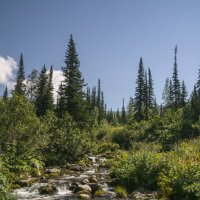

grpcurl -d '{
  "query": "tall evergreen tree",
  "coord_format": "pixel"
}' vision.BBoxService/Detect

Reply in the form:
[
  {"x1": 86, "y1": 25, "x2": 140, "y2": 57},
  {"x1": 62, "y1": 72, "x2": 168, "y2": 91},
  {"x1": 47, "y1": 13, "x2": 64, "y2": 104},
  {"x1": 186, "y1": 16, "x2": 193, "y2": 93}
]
[
  {"x1": 144, "y1": 71, "x2": 149, "y2": 120},
  {"x1": 127, "y1": 96, "x2": 134, "y2": 123},
  {"x1": 162, "y1": 78, "x2": 173, "y2": 108},
  {"x1": 97, "y1": 79, "x2": 101, "y2": 109},
  {"x1": 116, "y1": 108, "x2": 120, "y2": 122},
  {"x1": 86, "y1": 87, "x2": 91, "y2": 105},
  {"x1": 99, "y1": 91, "x2": 105, "y2": 121},
  {"x1": 148, "y1": 68, "x2": 155, "y2": 108},
  {"x1": 134, "y1": 57, "x2": 145, "y2": 121},
  {"x1": 190, "y1": 86, "x2": 200, "y2": 121},
  {"x1": 91, "y1": 86, "x2": 97, "y2": 109},
  {"x1": 14, "y1": 53, "x2": 26, "y2": 96},
  {"x1": 57, "y1": 82, "x2": 65, "y2": 117},
  {"x1": 196, "y1": 68, "x2": 200, "y2": 95},
  {"x1": 46, "y1": 65, "x2": 54, "y2": 111},
  {"x1": 26, "y1": 69, "x2": 38, "y2": 102},
  {"x1": 58, "y1": 34, "x2": 87, "y2": 125},
  {"x1": 35, "y1": 65, "x2": 48, "y2": 116},
  {"x1": 172, "y1": 45, "x2": 181, "y2": 109},
  {"x1": 3, "y1": 86, "x2": 8, "y2": 101},
  {"x1": 180, "y1": 80, "x2": 188, "y2": 107},
  {"x1": 121, "y1": 98, "x2": 126, "y2": 124}
]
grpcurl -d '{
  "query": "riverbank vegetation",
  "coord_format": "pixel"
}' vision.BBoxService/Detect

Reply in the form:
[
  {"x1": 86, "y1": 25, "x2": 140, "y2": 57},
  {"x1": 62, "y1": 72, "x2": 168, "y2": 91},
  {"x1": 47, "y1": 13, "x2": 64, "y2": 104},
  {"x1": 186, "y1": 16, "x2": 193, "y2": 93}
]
[{"x1": 1, "y1": 35, "x2": 200, "y2": 199}]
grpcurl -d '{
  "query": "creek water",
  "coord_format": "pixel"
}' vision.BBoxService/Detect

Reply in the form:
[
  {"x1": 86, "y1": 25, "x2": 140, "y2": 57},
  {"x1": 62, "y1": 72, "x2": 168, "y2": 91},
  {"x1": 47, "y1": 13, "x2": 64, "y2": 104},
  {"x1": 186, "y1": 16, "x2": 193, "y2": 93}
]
[{"x1": 12, "y1": 156, "x2": 116, "y2": 199}]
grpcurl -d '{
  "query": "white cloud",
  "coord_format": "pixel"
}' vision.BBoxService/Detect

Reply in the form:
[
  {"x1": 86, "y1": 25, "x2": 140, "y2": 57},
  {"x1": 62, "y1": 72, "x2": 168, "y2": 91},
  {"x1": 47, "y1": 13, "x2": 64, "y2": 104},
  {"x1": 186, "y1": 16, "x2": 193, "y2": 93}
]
[
  {"x1": 47, "y1": 69, "x2": 65, "y2": 101},
  {"x1": 0, "y1": 55, "x2": 17, "y2": 89}
]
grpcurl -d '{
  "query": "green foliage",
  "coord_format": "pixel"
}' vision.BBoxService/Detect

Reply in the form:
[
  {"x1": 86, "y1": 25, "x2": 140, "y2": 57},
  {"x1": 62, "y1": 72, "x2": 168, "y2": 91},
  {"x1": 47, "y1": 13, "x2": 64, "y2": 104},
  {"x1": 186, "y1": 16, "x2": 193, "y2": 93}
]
[
  {"x1": 0, "y1": 95, "x2": 47, "y2": 161},
  {"x1": 111, "y1": 138, "x2": 200, "y2": 199},
  {"x1": 111, "y1": 128, "x2": 133, "y2": 150},
  {"x1": 98, "y1": 142, "x2": 120, "y2": 154},
  {"x1": 42, "y1": 112, "x2": 92, "y2": 165}
]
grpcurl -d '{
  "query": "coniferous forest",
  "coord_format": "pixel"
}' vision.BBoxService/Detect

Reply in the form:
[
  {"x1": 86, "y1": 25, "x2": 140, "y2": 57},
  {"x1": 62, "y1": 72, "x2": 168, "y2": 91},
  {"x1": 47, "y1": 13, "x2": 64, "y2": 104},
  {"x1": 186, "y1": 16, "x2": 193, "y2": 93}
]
[{"x1": 1, "y1": 35, "x2": 200, "y2": 200}]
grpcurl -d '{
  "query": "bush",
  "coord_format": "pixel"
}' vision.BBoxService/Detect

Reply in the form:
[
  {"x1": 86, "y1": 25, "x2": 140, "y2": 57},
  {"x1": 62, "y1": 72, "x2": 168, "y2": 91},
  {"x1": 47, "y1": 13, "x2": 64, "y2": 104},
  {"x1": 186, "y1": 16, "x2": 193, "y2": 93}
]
[
  {"x1": 42, "y1": 112, "x2": 92, "y2": 165},
  {"x1": 111, "y1": 138, "x2": 200, "y2": 199}
]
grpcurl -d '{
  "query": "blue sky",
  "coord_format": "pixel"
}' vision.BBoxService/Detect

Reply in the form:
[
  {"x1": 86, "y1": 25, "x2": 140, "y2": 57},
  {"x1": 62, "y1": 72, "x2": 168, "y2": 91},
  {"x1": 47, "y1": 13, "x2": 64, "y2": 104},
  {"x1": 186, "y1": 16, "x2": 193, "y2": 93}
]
[{"x1": 0, "y1": 0, "x2": 200, "y2": 110}]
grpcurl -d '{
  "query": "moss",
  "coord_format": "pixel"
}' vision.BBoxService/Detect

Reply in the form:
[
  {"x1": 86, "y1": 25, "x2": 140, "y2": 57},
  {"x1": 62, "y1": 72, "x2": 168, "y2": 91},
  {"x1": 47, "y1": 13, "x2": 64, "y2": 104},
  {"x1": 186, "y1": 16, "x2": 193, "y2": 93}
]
[
  {"x1": 94, "y1": 189, "x2": 108, "y2": 197},
  {"x1": 10, "y1": 184, "x2": 21, "y2": 190},
  {"x1": 115, "y1": 186, "x2": 128, "y2": 198}
]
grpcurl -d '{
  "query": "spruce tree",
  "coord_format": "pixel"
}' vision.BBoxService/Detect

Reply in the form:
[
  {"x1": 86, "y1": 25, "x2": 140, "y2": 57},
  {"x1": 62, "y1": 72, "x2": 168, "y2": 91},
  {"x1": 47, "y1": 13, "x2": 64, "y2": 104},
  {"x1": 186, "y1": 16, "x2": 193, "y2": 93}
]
[
  {"x1": 127, "y1": 97, "x2": 134, "y2": 123},
  {"x1": 57, "y1": 82, "x2": 66, "y2": 117},
  {"x1": 121, "y1": 98, "x2": 126, "y2": 124},
  {"x1": 97, "y1": 79, "x2": 101, "y2": 109},
  {"x1": 180, "y1": 80, "x2": 188, "y2": 107},
  {"x1": 86, "y1": 87, "x2": 91, "y2": 107},
  {"x1": 26, "y1": 69, "x2": 38, "y2": 102},
  {"x1": 116, "y1": 108, "x2": 120, "y2": 122},
  {"x1": 148, "y1": 68, "x2": 155, "y2": 108},
  {"x1": 14, "y1": 53, "x2": 26, "y2": 96},
  {"x1": 99, "y1": 91, "x2": 105, "y2": 121},
  {"x1": 3, "y1": 86, "x2": 8, "y2": 101},
  {"x1": 46, "y1": 66, "x2": 54, "y2": 111},
  {"x1": 172, "y1": 45, "x2": 181, "y2": 109},
  {"x1": 35, "y1": 65, "x2": 48, "y2": 116},
  {"x1": 196, "y1": 69, "x2": 200, "y2": 95},
  {"x1": 58, "y1": 34, "x2": 87, "y2": 125},
  {"x1": 162, "y1": 78, "x2": 173, "y2": 108},
  {"x1": 134, "y1": 57, "x2": 145, "y2": 121},
  {"x1": 144, "y1": 71, "x2": 149, "y2": 120},
  {"x1": 91, "y1": 86, "x2": 97, "y2": 110}
]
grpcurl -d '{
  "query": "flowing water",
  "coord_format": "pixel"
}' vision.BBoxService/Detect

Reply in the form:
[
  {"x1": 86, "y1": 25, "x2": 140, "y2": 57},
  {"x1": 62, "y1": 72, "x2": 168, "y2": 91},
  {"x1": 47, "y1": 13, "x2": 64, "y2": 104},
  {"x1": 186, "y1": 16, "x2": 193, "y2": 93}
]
[{"x1": 12, "y1": 156, "x2": 116, "y2": 199}]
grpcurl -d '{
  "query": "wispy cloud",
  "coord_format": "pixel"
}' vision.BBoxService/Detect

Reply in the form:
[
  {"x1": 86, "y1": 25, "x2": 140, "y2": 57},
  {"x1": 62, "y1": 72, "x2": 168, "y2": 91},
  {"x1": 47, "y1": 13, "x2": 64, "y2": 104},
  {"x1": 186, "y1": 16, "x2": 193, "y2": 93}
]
[{"x1": 0, "y1": 55, "x2": 17, "y2": 89}]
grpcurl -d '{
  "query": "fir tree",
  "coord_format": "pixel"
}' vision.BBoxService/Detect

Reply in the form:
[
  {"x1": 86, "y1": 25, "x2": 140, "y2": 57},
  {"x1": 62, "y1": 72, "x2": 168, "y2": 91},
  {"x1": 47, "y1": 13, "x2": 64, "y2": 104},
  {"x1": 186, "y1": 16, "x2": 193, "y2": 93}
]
[
  {"x1": 121, "y1": 98, "x2": 126, "y2": 124},
  {"x1": 86, "y1": 87, "x2": 91, "y2": 107},
  {"x1": 196, "y1": 69, "x2": 200, "y2": 95},
  {"x1": 162, "y1": 78, "x2": 173, "y2": 108},
  {"x1": 134, "y1": 57, "x2": 145, "y2": 121},
  {"x1": 97, "y1": 79, "x2": 101, "y2": 109},
  {"x1": 144, "y1": 71, "x2": 149, "y2": 120},
  {"x1": 46, "y1": 65, "x2": 54, "y2": 111},
  {"x1": 14, "y1": 53, "x2": 26, "y2": 96},
  {"x1": 127, "y1": 97, "x2": 134, "y2": 123},
  {"x1": 3, "y1": 86, "x2": 8, "y2": 101},
  {"x1": 99, "y1": 91, "x2": 105, "y2": 121},
  {"x1": 91, "y1": 86, "x2": 97, "y2": 110},
  {"x1": 148, "y1": 68, "x2": 155, "y2": 108},
  {"x1": 35, "y1": 65, "x2": 48, "y2": 116},
  {"x1": 172, "y1": 45, "x2": 181, "y2": 109},
  {"x1": 57, "y1": 82, "x2": 65, "y2": 117},
  {"x1": 26, "y1": 69, "x2": 38, "y2": 102},
  {"x1": 116, "y1": 108, "x2": 120, "y2": 122},
  {"x1": 58, "y1": 34, "x2": 87, "y2": 126},
  {"x1": 180, "y1": 80, "x2": 188, "y2": 107},
  {"x1": 190, "y1": 86, "x2": 200, "y2": 121}
]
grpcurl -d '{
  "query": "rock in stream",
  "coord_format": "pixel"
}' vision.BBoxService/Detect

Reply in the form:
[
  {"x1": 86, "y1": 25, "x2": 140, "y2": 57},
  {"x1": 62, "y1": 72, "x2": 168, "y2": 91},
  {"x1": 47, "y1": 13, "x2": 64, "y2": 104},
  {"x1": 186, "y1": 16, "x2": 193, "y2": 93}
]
[{"x1": 12, "y1": 156, "x2": 116, "y2": 200}]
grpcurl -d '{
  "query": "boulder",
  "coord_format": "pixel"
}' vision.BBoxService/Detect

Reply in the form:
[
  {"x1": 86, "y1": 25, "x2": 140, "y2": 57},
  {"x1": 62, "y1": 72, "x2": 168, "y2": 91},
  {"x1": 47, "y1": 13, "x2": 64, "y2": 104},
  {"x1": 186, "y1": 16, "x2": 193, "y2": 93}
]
[
  {"x1": 94, "y1": 189, "x2": 108, "y2": 198},
  {"x1": 78, "y1": 193, "x2": 90, "y2": 199},
  {"x1": 45, "y1": 168, "x2": 61, "y2": 174},
  {"x1": 81, "y1": 179, "x2": 89, "y2": 184},
  {"x1": 14, "y1": 178, "x2": 37, "y2": 187},
  {"x1": 88, "y1": 175, "x2": 98, "y2": 183},
  {"x1": 39, "y1": 183, "x2": 58, "y2": 195},
  {"x1": 76, "y1": 184, "x2": 92, "y2": 193},
  {"x1": 88, "y1": 183, "x2": 102, "y2": 193}
]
